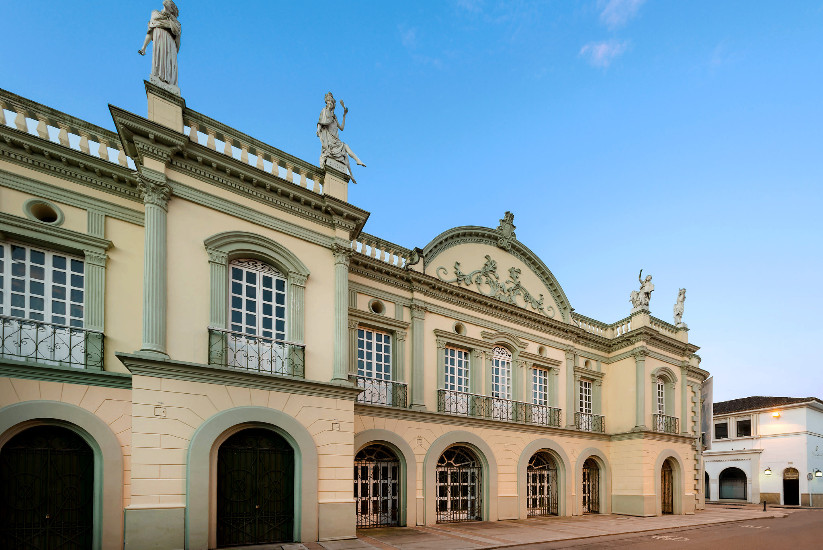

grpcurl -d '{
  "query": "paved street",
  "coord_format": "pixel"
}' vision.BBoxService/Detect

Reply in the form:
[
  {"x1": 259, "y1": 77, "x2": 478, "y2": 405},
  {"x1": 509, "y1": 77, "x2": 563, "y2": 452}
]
[{"x1": 291, "y1": 505, "x2": 807, "y2": 550}]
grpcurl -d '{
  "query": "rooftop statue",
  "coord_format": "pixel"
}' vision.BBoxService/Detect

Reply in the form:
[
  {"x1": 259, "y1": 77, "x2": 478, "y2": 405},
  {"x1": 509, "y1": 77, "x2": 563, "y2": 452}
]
[
  {"x1": 138, "y1": 1, "x2": 182, "y2": 95},
  {"x1": 673, "y1": 288, "x2": 687, "y2": 327},
  {"x1": 630, "y1": 270, "x2": 654, "y2": 311},
  {"x1": 317, "y1": 92, "x2": 366, "y2": 183}
]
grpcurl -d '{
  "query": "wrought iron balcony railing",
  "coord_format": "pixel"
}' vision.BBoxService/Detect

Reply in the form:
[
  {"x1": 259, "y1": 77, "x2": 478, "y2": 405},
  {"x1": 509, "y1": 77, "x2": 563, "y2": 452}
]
[
  {"x1": 437, "y1": 389, "x2": 561, "y2": 428},
  {"x1": 0, "y1": 315, "x2": 103, "y2": 370},
  {"x1": 208, "y1": 328, "x2": 304, "y2": 378},
  {"x1": 354, "y1": 376, "x2": 408, "y2": 408},
  {"x1": 575, "y1": 412, "x2": 606, "y2": 433},
  {"x1": 653, "y1": 414, "x2": 680, "y2": 434}
]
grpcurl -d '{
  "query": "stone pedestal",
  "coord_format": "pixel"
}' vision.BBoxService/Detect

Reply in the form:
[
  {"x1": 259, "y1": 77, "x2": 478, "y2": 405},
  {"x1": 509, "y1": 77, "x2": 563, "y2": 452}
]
[
  {"x1": 145, "y1": 81, "x2": 184, "y2": 133},
  {"x1": 323, "y1": 161, "x2": 350, "y2": 202}
]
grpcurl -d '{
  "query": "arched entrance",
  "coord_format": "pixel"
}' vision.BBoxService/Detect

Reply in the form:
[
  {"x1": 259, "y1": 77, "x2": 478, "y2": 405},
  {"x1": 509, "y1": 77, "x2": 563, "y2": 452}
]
[
  {"x1": 719, "y1": 467, "x2": 747, "y2": 500},
  {"x1": 783, "y1": 468, "x2": 800, "y2": 506},
  {"x1": 582, "y1": 458, "x2": 600, "y2": 514},
  {"x1": 0, "y1": 425, "x2": 94, "y2": 549},
  {"x1": 661, "y1": 459, "x2": 674, "y2": 514},
  {"x1": 527, "y1": 451, "x2": 558, "y2": 516},
  {"x1": 436, "y1": 446, "x2": 482, "y2": 523},
  {"x1": 355, "y1": 444, "x2": 400, "y2": 528},
  {"x1": 216, "y1": 428, "x2": 294, "y2": 547},
  {"x1": 705, "y1": 471, "x2": 710, "y2": 501}
]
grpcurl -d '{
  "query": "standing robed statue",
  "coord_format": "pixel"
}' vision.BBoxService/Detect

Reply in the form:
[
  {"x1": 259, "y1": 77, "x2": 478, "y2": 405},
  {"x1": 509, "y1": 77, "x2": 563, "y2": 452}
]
[{"x1": 138, "y1": 1, "x2": 182, "y2": 94}]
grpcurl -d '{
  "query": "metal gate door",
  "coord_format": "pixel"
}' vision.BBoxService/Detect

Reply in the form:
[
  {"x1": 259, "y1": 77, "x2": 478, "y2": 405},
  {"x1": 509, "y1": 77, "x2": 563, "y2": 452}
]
[
  {"x1": 436, "y1": 446, "x2": 483, "y2": 523},
  {"x1": 527, "y1": 452, "x2": 558, "y2": 516},
  {"x1": 354, "y1": 444, "x2": 400, "y2": 528},
  {"x1": 582, "y1": 458, "x2": 600, "y2": 514},
  {"x1": 661, "y1": 460, "x2": 674, "y2": 514},
  {"x1": 0, "y1": 425, "x2": 94, "y2": 550},
  {"x1": 217, "y1": 429, "x2": 294, "y2": 547}
]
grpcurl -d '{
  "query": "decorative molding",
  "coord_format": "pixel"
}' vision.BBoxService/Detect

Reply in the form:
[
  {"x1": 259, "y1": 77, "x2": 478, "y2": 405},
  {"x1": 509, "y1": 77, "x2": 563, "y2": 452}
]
[
  {"x1": 480, "y1": 330, "x2": 527, "y2": 350},
  {"x1": 116, "y1": 353, "x2": 363, "y2": 400},
  {"x1": 437, "y1": 255, "x2": 555, "y2": 318},
  {"x1": 650, "y1": 366, "x2": 679, "y2": 384},
  {"x1": 137, "y1": 169, "x2": 172, "y2": 209},
  {"x1": 495, "y1": 211, "x2": 516, "y2": 251},
  {"x1": 432, "y1": 329, "x2": 491, "y2": 353},
  {"x1": 348, "y1": 308, "x2": 410, "y2": 332},
  {"x1": 0, "y1": 358, "x2": 132, "y2": 389},
  {"x1": 611, "y1": 430, "x2": 698, "y2": 444},
  {"x1": 519, "y1": 351, "x2": 562, "y2": 368},
  {"x1": 22, "y1": 198, "x2": 64, "y2": 226},
  {"x1": 205, "y1": 246, "x2": 228, "y2": 264},
  {"x1": 0, "y1": 170, "x2": 143, "y2": 225},
  {"x1": 145, "y1": 80, "x2": 186, "y2": 108}
]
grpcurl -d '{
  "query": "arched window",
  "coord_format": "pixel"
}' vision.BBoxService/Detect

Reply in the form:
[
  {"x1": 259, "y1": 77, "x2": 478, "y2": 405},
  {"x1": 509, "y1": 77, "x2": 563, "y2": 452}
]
[
  {"x1": 229, "y1": 259, "x2": 287, "y2": 340},
  {"x1": 651, "y1": 369, "x2": 678, "y2": 433},
  {"x1": 656, "y1": 377, "x2": 665, "y2": 415},
  {"x1": 491, "y1": 347, "x2": 512, "y2": 421}
]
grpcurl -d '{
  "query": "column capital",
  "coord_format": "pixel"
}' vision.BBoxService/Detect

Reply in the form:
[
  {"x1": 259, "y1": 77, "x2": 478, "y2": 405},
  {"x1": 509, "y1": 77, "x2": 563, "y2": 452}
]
[
  {"x1": 410, "y1": 303, "x2": 426, "y2": 320},
  {"x1": 82, "y1": 249, "x2": 108, "y2": 267},
  {"x1": 138, "y1": 170, "x2": 172, "y2": 209},
  {"x1": 205, "y1": 246, "x2": 228, "y2": 265},
  {"x1": 332, "y1": 244, "x2": 352, "y2": 267},
  {"x1": 348, "y1": 320, "x2": 360, "y2": 330}
]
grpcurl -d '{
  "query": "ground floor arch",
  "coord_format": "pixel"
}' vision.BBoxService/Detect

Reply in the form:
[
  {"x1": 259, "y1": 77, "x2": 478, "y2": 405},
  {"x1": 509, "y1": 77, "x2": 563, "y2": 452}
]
[
  {"x1": 783, "y1": 468, "x2": 800, "y2": 505},
  {"x1": 581, "y1": 458, "x2": 600, "y2": 513},
  {"x1": 526, "y1": 451, "x2": 559, "y2": 517},
  {"x1": 354, "y1": 443, "x2": 401, "y2": 528},
  {"x1": 575, "y1": 448, "x2": 611, "y2": 515},
  {"x1": 705, "y1": 471, "x2": 710, "y2": 500},
  {"x1": 0, "y1": 401, "x2": 123, "y2": 550},
  {"x1": 653, "y1": 450, "x2": 686, "y2": 516},
  {"x1": 719, "y1": 467, "x2": 747, "y2": 500},
  {"x1": 186, "y1": 406, "x2": 319, "y2": 548}
]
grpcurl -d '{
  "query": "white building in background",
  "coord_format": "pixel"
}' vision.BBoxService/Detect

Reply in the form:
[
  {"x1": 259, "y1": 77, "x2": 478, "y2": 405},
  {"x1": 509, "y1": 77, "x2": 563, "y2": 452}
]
[{"x1": 704, "y1": 396, "x2": 823, "y2": 506}]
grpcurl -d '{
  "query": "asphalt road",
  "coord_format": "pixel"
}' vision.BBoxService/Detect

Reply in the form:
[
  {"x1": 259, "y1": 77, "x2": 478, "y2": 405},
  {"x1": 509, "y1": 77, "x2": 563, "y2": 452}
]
[{"x1": 512, "y1": 509, "x2": 823, "y2": 550}]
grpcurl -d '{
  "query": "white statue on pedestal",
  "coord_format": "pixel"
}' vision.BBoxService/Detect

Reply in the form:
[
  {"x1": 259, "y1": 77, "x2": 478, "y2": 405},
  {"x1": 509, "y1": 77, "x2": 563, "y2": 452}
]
[
  {"x1": 138, "y1": 0, "x2": 182, "y2": 94},
  {"x1": 317, "y1": 92, "x2": 366, "y2": 183},
  {"x1": 673, "y1": 288, "x2": 687, "y2": 327},
  {"x1": 630, "y1": 270, "x2": 654, "y2": 311}
]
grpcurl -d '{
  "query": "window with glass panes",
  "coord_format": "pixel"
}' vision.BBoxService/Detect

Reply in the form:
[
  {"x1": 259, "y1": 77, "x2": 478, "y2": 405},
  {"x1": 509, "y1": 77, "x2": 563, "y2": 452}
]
[
  {"x1": 0, "y1": 242, "x2": 84, "y2": 327},
  {"x1": 357, "y1": 328, "x2": 391, "y2": 380},
  {"x1": 532, "y1": 368, "x2": 550, "y2": 406},
  {"x1": 578, "y1": 380, "x2": 592, "y2": 413},
  {"x1": 229, "y1": 259, "x2": 286, "y2": 340},
  {"x1": 444, "y1": 347, "x2": 469, "y2": 392},
  {"x1": 656, "y1": 378, "x2": 665, "y2": 414},
  {"x1": 492, "y1": 346, "x2": 512, "y2": 400}
]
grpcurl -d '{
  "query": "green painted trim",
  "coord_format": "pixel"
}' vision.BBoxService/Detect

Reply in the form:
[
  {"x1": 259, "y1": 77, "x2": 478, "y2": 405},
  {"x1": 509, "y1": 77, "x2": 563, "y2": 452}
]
[
  {"x1": 333, "y1": 246, "x2": 350, "y2": 382},
  {"x1": 0, "y1": 359, "x2": 131, "y2": 388},
  {"x1": 517, "y1": 439, "x2": 573, "y2": 517},
  {"x1": 422, "y1": 431, "x2": 499, "y2": 524},
  {"x1": 354, "y1": 429, "x2": 417, "y2": 527},
  {"x1": 610, "y1": 430, "x2": 696, "y2": 443},
  {"x1": 173, "y1": 181, "x2": 334, "y2": 249},
  {"x1": 565, "y1": 352, "x2": 575, "y2": 429},
  {"x1": 87, "y1": 210, "x2": 105, "y2": 238},
  {"x1": 634, "y1": 351, "x2": 647, "y2": 429},
  {"x1": 0, "y1": 169, "x2": 143, "y2": 222},
  {"x1": 116, "y1": 352, "x2": 362, "y2": 399},
  {"x1": 22, "y1": 198, "x2": 64, "y2": 226},
  {"x1": 140, "y1": 200, "x2": 168, "y2": 355},
  {"x1": 680, "y1": 366, "x2": 689, "y2": 434},
  {"x1": 0, "y1": 400, "x2": 125, "y2": 550},
  {"x1": 409, "y1": 305, "x2": 426, "y2": 409},
  {"x1": 186, "y1": 406, "x2": 320, "y2": 546}
]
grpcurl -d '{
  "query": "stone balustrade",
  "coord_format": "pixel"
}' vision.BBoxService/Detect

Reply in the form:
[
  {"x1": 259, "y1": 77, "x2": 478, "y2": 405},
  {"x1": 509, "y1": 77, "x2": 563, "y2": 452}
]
[
  {"x1": 611, "y1": 316, "x2": 633, "y2": 337},
  {"x1": 350, "y1": 233, "x2": 415, "y2": 268},
  {"x1": 0, "y1": 88, "x2": 134, "y2": 169},
  {"x1": 183, "y1": 109, "x2": 323, "y2": 194},
  {"x1": 572, "y1": 314, "x2": 608, "y2": 337},
  {"x1": 649, "y1": 316, "x2": 678, "y2": 338}
]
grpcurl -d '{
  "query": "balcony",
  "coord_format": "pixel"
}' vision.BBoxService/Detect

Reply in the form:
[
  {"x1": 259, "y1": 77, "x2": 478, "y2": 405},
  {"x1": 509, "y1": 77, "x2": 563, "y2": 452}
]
[
  {"x1": 208, "y1": 328, "x2": 304, "y2": 378},
  {"x1": 354, "y1": 376, "x2": 408, "y2": 408},
  {"x1": 0, "y1": 315, "x2": 103, "y2": 370},
  {"x1": 437, "y1": 389, "x2": 562, "y2": 428},
  {"x1": 653, "y1": 414, "x2": 680, "y2": 434},
  {"x1": 575, "y1": 412, "x2": 605, "y2": 433}
]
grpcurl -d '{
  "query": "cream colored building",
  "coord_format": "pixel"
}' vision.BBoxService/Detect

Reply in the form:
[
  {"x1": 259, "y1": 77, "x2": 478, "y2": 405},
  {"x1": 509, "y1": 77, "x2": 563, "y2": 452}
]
[{"x1": 0, "y1": 83, "x2": 709, "y2": 550}]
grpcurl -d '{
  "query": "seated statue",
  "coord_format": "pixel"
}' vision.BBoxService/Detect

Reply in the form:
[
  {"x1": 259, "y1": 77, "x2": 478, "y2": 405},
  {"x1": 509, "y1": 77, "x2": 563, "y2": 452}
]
[{"x1": 317, "y1": 92, "x2": 365, "y2": 183}]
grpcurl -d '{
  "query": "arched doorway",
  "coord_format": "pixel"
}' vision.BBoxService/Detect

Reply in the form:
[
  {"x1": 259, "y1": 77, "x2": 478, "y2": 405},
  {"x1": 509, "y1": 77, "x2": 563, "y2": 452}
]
[
  {"x1": 355, "y1": 444, "x2": 401, "y2": 527},
  {"x1": 705, "y1": 471, "x2": 710, "y2": 501},
  {"x1": 0, "y1": 425, "x2": 94, "y2": 549},
  {"x1": 582, "y1": 457, "x2": 600, "y2": 514},
  {"x1": 783, "y1": 468, "x2": 800, "y2": 506},
  {"x1": 719, "y1": 467, "x2": 747, "y2": 500},
  {"x1": 216, "y1": 428, "x2": 294, "y2": 546},
  {"x1": 661, "y1": 459, "x2": 674, "y2": 514},
  {"x1": 436, "y1": 446, "x2": 483, "y2": 523},
  {"x1": 527, "y1": 451, "x2": 558, "y2": 516}
]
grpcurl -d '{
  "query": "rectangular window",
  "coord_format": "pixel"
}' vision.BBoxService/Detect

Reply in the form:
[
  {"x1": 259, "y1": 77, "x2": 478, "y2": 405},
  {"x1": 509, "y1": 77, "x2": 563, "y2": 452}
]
[
  {"x1": 715, "y1": 422, "x2": 728, "y2": 439},
  {"x1": 579, "y1": 380, "x2": 592, "y2": 414},
  {"x1": 357, "y1": 328, "x2": 392, "y2": 380},
  {"x1": 444, "y1": 347, "x2": 470, "y2": 393},
  {"x1": 736, "y1": 418, "x2": 751, "y2": 437},
  {"x1": 532, "y1": 368, "x2": 550, "y2": 406},
  {"x1": 0, "y1": 242, "x2": 84, "y2": 327},
  {"x1": 656, "y1": 379, "x2": 665, "y2": 414},
  {"x1": 229, "y1": 260, "x2": 286, "y2": 341}
]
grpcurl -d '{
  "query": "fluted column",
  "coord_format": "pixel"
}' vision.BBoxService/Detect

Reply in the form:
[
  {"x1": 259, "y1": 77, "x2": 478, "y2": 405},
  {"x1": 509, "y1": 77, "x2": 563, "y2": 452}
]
[
  {"x1": 288, "y1": 274, "x2": 307, "y2": 343},
  {"x1": 565, "y1": 350, "x2": 576, "y2": 428},
  {"x1": 206, "y1": 248, "x2": 228, "y2": 328},
  {"x1": 633, "y1": 349, "x2": 648, "y2": 430},
  {"x1": 680, "y1": 364, "x2": 690, "y2": 434},
  {"x1": 410, "y1": 303, "x2": 426, "y2": 410},
  {"x1": 138, "y1": 171, "x2": 172, "y2": 357},
  {"x1": 332, "y1": 245, "x2": 351, "y2": 383}
]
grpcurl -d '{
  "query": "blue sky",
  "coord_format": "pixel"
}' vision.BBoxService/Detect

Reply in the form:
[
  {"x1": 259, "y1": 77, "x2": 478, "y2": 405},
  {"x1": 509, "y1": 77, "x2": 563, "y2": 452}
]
[{"x1": 4, "y1": 1, "x2": 822, "y2": 401}]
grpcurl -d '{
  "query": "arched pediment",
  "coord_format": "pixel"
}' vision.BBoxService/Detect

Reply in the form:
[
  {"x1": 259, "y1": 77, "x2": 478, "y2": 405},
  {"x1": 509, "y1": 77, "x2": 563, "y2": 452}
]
[{"x1": 421, "y1": 213, "x2": 572, "y2": 322}]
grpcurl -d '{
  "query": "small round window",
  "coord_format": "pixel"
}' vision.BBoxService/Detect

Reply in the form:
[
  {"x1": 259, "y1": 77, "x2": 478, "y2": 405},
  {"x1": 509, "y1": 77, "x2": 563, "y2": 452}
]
[
  {"x1": 453, "y1": 322, "x2": 466, "y2": 335},
  {"x1": 369, "y1": 299, "x2": 386, "y2": 315},
  {"x1": 24, "y1": 199, "x2": 64, "y2": 226}
]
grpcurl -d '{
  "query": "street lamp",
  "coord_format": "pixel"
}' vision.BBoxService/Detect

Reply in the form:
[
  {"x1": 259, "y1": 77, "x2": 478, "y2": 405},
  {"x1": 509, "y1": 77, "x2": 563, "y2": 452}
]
[
  {"x1": 815, "y1": 469, "x2": 822, "y2": 478},
  {"x1": 765, "y1": 467, "x2": 772, "y2": 476},
  {"x1": 772, "y1": 411, "x2": 780, "y2": 418}
]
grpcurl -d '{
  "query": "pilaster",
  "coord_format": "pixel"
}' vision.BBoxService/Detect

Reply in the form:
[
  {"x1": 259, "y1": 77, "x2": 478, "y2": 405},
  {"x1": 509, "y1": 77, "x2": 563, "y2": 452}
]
[
  {"x1": 82, "y1": 250, "x2": 107, "y2": 333},
  {"x1": 348, "y1": 320, "x2": 359, "y2": 379},
  {"x1": 633, "y1": 348, "x2": 648, "y2": 430},
  {"x1": 332, "y1": 245, "x2": 352, "y2": 383},
  {"x1": 395, "y1": 330, "x2": 407, "y2": 383},
  {"x1": 410, "y1": 303, "x2": 426, "y2": 409},
  {"x1": 206, "y1": 247, "x2": 228, "y2": 329},
  {"x1": 288, "y1": 273, "x2": 307, "y2": 344},
  {"x1": 137, "y1": 169, "x2": 172, "y2": 358},
  {"x1": 680, "y1": 364, "x2": 690, "y2": 434},
  {"x1": 564, "y1": 349, "x2": 575, "y2": 428}
]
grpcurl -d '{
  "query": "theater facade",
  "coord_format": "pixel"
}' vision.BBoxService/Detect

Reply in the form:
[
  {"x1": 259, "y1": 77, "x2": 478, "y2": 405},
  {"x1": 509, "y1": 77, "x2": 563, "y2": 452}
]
[{"x1": 0, "y1": 83, "x2": 708, "y2": 549}]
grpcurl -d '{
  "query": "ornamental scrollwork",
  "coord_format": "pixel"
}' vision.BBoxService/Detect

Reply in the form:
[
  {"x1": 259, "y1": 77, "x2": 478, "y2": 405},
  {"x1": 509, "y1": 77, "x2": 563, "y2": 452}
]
[{"x1": 436, "y1": 254, "x2": 555, "y2": 318}]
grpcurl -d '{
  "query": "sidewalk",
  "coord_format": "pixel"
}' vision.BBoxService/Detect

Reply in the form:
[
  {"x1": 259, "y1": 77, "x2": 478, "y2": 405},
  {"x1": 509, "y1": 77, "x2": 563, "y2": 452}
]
[{"x1": 294, "y1": 505, "x2": 791, "y2": 550}]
